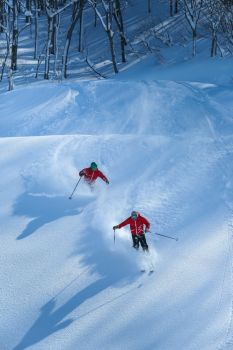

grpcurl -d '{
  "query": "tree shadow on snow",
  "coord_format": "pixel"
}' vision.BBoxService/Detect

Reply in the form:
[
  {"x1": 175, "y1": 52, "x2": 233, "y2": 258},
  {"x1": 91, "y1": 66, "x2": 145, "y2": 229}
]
[
  {"x1": 13, "y1": 192, "x2": 93, "y2": 240},
  {"x1": 13, "y1": 279, "x2": 111, "y2": 350},
  {"x1": 13, "y1": 223, "x2": 138, "y2": 350}
]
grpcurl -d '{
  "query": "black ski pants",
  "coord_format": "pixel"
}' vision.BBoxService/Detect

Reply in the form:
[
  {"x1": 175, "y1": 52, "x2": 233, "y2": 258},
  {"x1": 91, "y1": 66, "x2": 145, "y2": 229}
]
[{"x1": 132, "y1": 234, "x2": 149, "y2": 252}]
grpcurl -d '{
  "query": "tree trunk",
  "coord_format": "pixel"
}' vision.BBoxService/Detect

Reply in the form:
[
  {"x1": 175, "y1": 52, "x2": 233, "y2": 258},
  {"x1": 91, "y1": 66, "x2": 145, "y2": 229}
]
[
  {"x1": 44, "y1": 15, "x2": 53, "y2": 79},
  {"x1": 211, "y1": 33, "x2": 217, "y2": 57},
  {"x1": 93, "y1": 0, "x2": 97, "y2": 27},
  {"x1": 184, "y1": 0, "x2": 203, "y2": 57},
  {"x1": 106, "y1": 3, "x2": 118, "y2": 73},
  {"x1": 26, "y1": 0, "x2": 32, "y2": 23},
  {"x1": 0, "y1": 1, "x2": 6, "y2": 33},
  {"x1": 38, "y1": 0, "x2": 44, "y2": 13},
  {"x1": 148, "y1": 0, "x2": 151, "y2": 13},
  {"x1": 51, "y1": 15, "x2": 58, "y2": 54},
  {"x1": 78, "y1": 0, "x2": 84, "y2": 52},
  {"x1": 34, "y1": 0, "x2": 38, "y2": 58},
  {"x1": 170, "y1": 0, "x2": 173, "y2": 16},
  {"x1": 8, "y1": 68, "x2": 14, "y2": 91},
  {"x1": 107, "y1": 29, "x2": 118, "y2": 73},
  {"x1": 1, "y1": 33, "x2": 10, "y2": 80},
  {"x1": 11, "y1": 0, "x2": 18, "y2": 71},
  {"x1": 192, "y1": 28, "x2": 197, "y2": 56},
  {"x1": 62, "y1": 2, "x2": 80, "y2": 78},
  {"x1": 115, "y1": 0, "x2": 126, "y2": 63}
]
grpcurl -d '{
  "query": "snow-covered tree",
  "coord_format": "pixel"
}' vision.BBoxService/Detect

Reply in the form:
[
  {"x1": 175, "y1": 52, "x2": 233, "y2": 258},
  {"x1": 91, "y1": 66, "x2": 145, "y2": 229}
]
[
  {"x1": 0, "y1": 0, "x2": 7, "y2": 33},
  {"x1": 62, "y1": 0, "x2": 85, "y2": 78},
  {"x1": 11, "y1": 0, "x2": 19, "y2": 70},
  {"x1": 205, "y1": 0, "x2": 224, "y2": 57},
  {"x1": 44, "y1": 0, "x2": 73, "y2": 79},
  {"x1": 89, "y1": 0, "x2": 118, "y2": 73},
  {"x1": 113, "y1": 0, "x2": 126, "y2": 63},
  {"x1": 220, "y1": 2, "x2": 233, "y2": 49},
  {"x1": 182, "y1": 0, "x2": 203, "y2": 56}
]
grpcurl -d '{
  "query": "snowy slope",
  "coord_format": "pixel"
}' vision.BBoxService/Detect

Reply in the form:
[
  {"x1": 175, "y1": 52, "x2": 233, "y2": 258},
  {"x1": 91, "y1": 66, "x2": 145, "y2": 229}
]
[
  {"x1": 1, "y1": 72, "x2": 233, "y2": 350},
  {"x1": 1, "y1": 79, "x2": 232, "y2": 137}
]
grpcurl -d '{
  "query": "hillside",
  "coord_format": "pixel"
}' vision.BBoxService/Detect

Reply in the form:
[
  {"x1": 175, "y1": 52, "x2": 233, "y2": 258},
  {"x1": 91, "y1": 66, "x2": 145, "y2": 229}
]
[{"x1": 0, "y1": 61, "x2": 233, "y2": 350}]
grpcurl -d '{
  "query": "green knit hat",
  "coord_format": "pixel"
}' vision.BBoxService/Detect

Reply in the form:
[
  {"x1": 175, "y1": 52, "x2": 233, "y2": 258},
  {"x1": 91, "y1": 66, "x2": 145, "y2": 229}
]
[
  {"x1": 131, "y1": 211, "x2": 138, "y2": 219},
  {"x1": 90, "y1": 162, "x2": 98, "y2": 170}
]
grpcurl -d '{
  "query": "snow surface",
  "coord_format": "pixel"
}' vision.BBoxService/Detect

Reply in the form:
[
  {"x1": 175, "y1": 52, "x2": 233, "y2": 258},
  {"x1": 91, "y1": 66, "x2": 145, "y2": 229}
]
[{"x1": 1, "y1": 31, "x2": 233, "y2": 350}]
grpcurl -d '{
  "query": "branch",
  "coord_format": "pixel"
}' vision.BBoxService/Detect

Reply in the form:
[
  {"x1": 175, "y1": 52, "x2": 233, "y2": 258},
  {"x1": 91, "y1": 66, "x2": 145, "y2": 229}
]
[
  {"x1": 18, "y1": 23, "x2": 31, "y2": 35},
  {"x1": 5, "y1": 0, "x2": 13, "y2": 9},
  {"x1": 46, "y1": 0, "x2": 75, "y2": 18},
  {"x1": 86, "y1": 56, "x2": 107, "y2": 78},
  {"x1": 0, "y1": 23, "x2": 8, "y2": 33},
  {"x1": 88, "y1": 0, "x2": 107, "y2": 31}
]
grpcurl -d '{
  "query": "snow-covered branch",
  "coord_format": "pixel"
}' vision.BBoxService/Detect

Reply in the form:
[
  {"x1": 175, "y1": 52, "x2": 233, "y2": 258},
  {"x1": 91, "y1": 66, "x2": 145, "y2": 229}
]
[{"x1": 45, "y1": 0, "x2": 75, "y2": 18}]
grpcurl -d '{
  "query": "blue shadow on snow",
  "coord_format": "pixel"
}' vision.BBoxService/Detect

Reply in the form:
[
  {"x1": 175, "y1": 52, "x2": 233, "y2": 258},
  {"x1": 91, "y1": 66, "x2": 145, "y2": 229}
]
[
  {"x1": 13, "y1": 220, "x2": 139, "y2": 349},
  {"x1": 13, "y1": 192, "x2": 93, "y2": 240}
]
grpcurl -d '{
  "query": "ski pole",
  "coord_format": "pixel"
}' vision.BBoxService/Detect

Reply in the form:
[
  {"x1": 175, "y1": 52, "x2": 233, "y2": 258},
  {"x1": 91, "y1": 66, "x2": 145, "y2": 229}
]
[
  {"x1": 69, "y1": 177, "x2": 82, "y2": 200},
  {"x1": 149, "y1": 231, "x2": 178, "y2": 241},
  {"x1": 114, "y1": 229, "x2": 116, "y2": 244}
]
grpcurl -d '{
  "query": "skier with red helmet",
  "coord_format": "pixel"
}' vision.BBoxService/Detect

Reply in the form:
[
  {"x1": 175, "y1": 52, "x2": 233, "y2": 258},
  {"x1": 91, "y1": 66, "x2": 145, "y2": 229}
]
[
  {"x1": 79, "y1": 162, "x2": 109, "y2": 185},
  {"x1": 113, "y1": 211, "x2": 150, "y2": 251}
]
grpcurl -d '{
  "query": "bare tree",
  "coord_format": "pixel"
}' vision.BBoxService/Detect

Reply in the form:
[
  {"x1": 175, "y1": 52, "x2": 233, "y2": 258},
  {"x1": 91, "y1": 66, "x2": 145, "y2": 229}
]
[
  {"x1": 11, "y1": 0, "x2": 19, "y2": 70},
  {"x1": 62, "y1": 0, "x2": 84, "y2": 78},
  {"x1": 0, "y1": 7, "x2": 10, "y2": 80},
  {"x1": 26, "y1": 0, "x2": 32, "y2": 23},
  {"x1": 170, "y1": 0, "x2": 173, "y2": 16},
  {"x1": 183, "y1": 0, "x2": 203, "y2": 56},
  {"x1": 93, "y1": 0, "x2": 97, "y2": 26},
  {"x1": 148, "y1": 0, "x2": 151, "y2": 13},
  {"x1": 44, "y1": 2, "x2": 53, "y2": 79},
  {"x1": 33, "y1": 0, "x2": 39, "y2": 58},
  {"x1": 0, "y1": 0, "x2": 7, "y2": 33},
  {"x1": 89, "y1": 0, "x2": 118, "y2": 73},
  {"x1": 205, "y1": 0, "x2": 224, "y2": 57},
  {"x1": 8, "y1": 68, "x2": 14, "y2": 90},
  {"x1": 220, "y1": 2, "x2": 233, "y2": 49},
  {"x1": 38, "y1": 0, "x2": 45, "y2": 12},
  {"x1": 44, "y1": 0, "x2": 73, "y2": 79},
  {"x1": 78, "y1": 0, "x2": 85, "y2": 52},
  {"x1": 1, "y1": 0, "x2": 30, "y2": 79},
  {"x1": 113, "y1": 0, "x2": 127, "y2": 63}
]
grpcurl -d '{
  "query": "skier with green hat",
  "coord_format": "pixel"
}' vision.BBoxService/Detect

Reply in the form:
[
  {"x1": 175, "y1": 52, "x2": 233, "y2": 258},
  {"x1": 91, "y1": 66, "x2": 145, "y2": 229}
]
[{"x1": 79, "y1": 162, "x2": 109, "y2": 186}]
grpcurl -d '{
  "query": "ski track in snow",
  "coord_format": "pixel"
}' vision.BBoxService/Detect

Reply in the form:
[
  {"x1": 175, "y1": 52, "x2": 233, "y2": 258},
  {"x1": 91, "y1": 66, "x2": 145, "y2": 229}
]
[
  {"x1": 0, "y1": 79, "x2": 233, "y2": 350},
  {"x1": 200, "y1": 92, "x2": 233, "y2": 350}
]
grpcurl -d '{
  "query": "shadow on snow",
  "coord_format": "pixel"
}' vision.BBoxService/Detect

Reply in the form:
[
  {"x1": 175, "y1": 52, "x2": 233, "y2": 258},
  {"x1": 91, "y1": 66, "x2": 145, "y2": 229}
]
[
  {"x1": 13, "y1": 192, "x2": 94, "y2": 240},
  {"x1": 13, "y1": 203, "x2": 139, "y2": 350}
]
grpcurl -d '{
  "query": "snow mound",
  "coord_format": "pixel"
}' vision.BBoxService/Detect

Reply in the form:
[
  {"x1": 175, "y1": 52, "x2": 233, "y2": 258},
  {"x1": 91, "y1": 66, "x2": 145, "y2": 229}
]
[{"x1": 1, "y1": 80, "x2": 233, "y2": 137}]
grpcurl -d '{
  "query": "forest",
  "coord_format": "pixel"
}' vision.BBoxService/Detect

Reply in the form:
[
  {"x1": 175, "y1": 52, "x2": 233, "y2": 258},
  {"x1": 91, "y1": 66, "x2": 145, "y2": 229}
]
[{"x1": 0, "y1": 0, "x2": 233, "y2": 90}]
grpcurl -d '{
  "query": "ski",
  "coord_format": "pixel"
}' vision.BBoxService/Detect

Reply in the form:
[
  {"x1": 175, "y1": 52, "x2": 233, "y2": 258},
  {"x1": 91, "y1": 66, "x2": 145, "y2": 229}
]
[{"x1": 140, "y1": 268, "x2": 154, "y2": 275}]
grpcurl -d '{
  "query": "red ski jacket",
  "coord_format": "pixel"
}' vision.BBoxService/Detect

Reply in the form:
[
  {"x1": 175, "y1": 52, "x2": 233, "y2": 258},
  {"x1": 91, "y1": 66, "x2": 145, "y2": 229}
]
[
  {"x1": 79, "y1": 167, "x2": 108, "y2": 183},
  {"x1": 118, "y1": 214, "x2": 150, "y2": 236}
]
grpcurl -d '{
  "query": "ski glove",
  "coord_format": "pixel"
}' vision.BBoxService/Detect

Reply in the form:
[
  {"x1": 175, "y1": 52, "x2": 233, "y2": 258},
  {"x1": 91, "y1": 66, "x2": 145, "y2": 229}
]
[
  {"x1": 145, "y1": 228, "x2": 150, "y2": 233},
  {"x1": 105, "y1": 179, "x2": 109, "y2": 184},
  {"x1": 113, "y1": 225, "x2": 119, "y2": 230}
]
